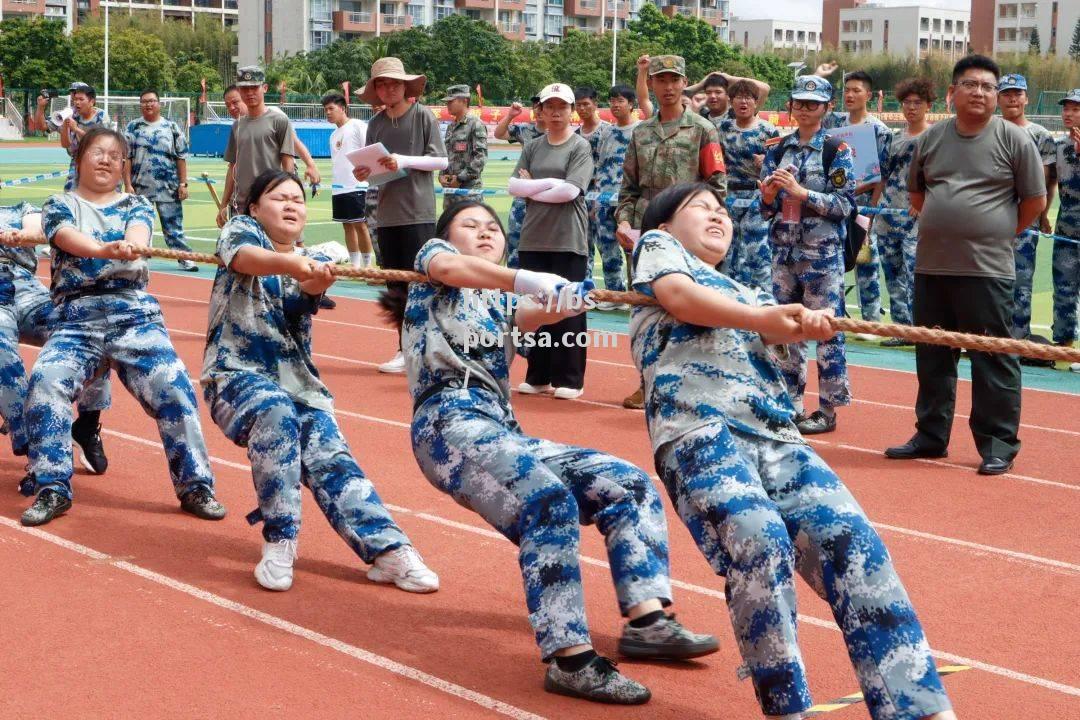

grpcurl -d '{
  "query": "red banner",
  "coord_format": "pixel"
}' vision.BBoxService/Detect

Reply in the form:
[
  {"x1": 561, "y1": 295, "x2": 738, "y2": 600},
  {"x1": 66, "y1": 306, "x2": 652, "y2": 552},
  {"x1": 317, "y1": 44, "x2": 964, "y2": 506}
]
[{"x1": 424, "y1": 105, "x2": 797, "y2": 127}]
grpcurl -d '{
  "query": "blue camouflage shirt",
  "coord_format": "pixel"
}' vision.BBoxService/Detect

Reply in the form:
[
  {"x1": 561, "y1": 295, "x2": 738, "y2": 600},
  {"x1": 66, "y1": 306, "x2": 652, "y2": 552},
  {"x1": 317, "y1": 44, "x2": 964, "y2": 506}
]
[
  {"x1": 1055, "y1": 136, "x2": 1080, "y2": 238},
  {"x1": 761, "y1": 128, "x2": 856, "y2": 260},
  {"x1": 64, "y1": 108, "x2": 111, "y2": 191},
  {"x1": 404, "y1": 239, "x2": 521, "y2": 409},
  {"x1": 718, "y1": 117, "x2": 780, "y2": 188},
  {"x1": 202, "y1": 215, "x2": 333, "y2": 411},
  {"x1": 873, "y1": 128, "x2": 922, "y2": 234},
  {"x1": 0, "y1": 202, "x2": 42, "y2": 274},
  {"x1": 42, "y1": 192, "x2": 155, "y2": 300},
  {"x1": 630, "y1": 230, "x2": 802, "y2": 452},
  {"x1": 507, "y1": 122, "x2": 545, "y2": 146},
  {"x1": 124, "y1": 118, "x2": 189, "y2": 203},
  {"x1": 591, "y1": 122, "x2": 639, "y2": 197}
]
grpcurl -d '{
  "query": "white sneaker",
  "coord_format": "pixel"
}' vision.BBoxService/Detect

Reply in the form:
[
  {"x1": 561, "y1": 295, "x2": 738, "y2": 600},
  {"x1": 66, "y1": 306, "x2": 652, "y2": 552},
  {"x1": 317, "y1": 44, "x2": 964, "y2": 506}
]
[
  {"x1": 254, "y1": 539, "x2": 297, "y2": 591},
  {"x1": 177, "y1": 259, "x2": 199, "y2": 272},
  {"x1": 1070, "y1": 363, "x2": 1080, "y2": 373},
  {"x1": 367, "y1": 545, "x2": 439, "y2": 593},
  {"x1": 518, "y1": 382, "x2": 552, "y2": 394},
  {"x1": 595, "y1": 301, "x2": 618, "y2": 311},
  {"x1": 378, "y1": 351, "x2": 406, "y2": 374},
  {"x1": 853, "y1": 333, "x2": 878, "y2": 342},
  {"x1": 552, "y1": 387, "x2": 584, "y2": 400}
]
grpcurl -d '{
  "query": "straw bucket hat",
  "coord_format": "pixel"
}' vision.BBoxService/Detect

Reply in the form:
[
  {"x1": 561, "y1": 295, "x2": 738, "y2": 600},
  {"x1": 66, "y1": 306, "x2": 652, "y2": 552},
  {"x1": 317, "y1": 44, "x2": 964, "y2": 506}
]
[{"x1": 357, "y1": 57, "x2": 427, "y2": 104}]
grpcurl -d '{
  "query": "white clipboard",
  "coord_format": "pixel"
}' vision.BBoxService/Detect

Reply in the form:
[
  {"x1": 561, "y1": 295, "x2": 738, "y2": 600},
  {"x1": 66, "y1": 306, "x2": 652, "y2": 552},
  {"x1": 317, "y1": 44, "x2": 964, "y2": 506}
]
[{"x1": 345, "y1": 142, "x2": 408, "y2": 187}]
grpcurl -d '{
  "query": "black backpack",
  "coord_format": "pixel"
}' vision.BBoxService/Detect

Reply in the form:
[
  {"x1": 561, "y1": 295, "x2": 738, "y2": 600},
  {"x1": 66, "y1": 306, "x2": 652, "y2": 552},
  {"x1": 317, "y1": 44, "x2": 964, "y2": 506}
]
[{"x1": 820, "y1": 135, "x2": 866, "y2": 273}]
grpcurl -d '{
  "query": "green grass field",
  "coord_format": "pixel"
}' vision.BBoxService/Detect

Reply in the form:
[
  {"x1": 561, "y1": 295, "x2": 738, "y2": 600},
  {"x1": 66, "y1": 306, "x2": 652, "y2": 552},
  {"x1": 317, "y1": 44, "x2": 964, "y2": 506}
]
[{"x1": 0, "y1": 154, "x2": 1066, "y2": 336}]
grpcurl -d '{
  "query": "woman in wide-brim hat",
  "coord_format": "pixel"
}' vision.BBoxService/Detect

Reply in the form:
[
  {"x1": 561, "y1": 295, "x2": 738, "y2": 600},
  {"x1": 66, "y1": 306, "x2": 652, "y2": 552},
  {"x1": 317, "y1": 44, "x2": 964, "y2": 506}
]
[{"x1": 356, "y1": 57, "x2": 426, "y2": 104}]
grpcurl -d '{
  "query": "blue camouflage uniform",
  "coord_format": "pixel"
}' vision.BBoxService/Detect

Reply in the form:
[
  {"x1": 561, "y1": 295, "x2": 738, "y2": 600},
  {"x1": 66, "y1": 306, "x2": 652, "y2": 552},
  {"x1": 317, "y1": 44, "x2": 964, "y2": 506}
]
[
  {"x1": 26, "y1": 192, "x2": 215, "y2": 501},
  {"x1": 577, "y1": 121, "x2": 611, "y2": 279},
  {"x1": 823, "y1": 111, "x2": 891, "y2": 323},
  {"x1": 202, "y1": 216, "x2": 412, "y2": 557},
  {"x1": 762, "y1": 126, "x2": 856, "y2": 412},
  {"x1": 630, "y1": 229, "x2": 952, "y2": 719},
  {"x1": 64, "y1": 109, "x2": 110, "y2": 191},
  {"x1": 1052, "y1": 133, "x2": 1080, "y2": 344},
  {"x1": 0, "y1": 203, "x2": 110, "y2": 459},
  {"x1": 588, "y1": 122, "x2": 637, "y2": 291},
  {"x1": 1012, "y1": 121, "x2": 1057, "y2": 338},
  {"x1": 719, "y1": 116, "x2": 780, "y2": 291},
  {"x1": 406, "y1": 238, "x2": 673, "y2": 659},
  {"x1": 505, "y1": 123, "x2": 546, "y2": 269},
  {"x1": 124, "y1": 117, "x2": 194, "y2": 254},
  {"x1": 873, "y1": 129, "x2": 921, "y2": 326}
]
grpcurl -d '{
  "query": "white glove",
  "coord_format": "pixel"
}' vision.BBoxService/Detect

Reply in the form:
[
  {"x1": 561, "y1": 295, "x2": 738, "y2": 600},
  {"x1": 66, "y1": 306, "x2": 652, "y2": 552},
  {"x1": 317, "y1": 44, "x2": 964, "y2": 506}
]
[
  {"x1": 513, "y1": 269, "x2": 570, "y2": 303},
  {"x1": 550, "y1": 279, "x2": 595, "y2": 317}
]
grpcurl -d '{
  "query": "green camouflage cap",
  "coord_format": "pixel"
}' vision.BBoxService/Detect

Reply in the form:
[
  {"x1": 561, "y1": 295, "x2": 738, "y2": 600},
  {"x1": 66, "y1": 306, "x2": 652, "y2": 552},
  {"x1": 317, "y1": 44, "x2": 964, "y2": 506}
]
[
  {"x1": 235, "y1": 66, "x2": 266, "y2": 87},
  {"x1": 648, "y1": 55, "x2": 686, "y2": 78},
  {"x1": 442, "y1": 84, "x2": 471, "y2": 102}
]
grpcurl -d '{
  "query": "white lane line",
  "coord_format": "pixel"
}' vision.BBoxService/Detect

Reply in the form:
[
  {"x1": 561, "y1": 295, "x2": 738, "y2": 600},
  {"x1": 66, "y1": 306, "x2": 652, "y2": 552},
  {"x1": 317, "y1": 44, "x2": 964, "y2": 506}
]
[{"x1": 0, "y1": 516, "x2": 547, "y2": 720}]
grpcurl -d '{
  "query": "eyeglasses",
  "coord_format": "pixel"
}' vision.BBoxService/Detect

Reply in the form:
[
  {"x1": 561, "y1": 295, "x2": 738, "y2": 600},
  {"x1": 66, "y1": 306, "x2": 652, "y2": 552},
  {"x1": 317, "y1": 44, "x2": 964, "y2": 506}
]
[
  {"x1": 140, "y1": 99, "x2": 159, "y2": 105},
  {"x1": 87, "y1": 149, "x2": 124, "y2": 164},
  {"x1": 901, "y1": 99, "x2": 927, "y2": 107},
  {"x1": 791, "y1": 100, "x2": 823, "y2": 111},
  {"x1": 956, "y1": 80, "x2": 998, "y2": 94}
]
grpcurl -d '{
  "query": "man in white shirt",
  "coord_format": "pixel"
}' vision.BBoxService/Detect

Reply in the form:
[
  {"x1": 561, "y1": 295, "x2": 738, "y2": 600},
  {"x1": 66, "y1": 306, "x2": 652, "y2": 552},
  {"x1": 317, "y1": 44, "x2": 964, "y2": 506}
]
[{"x1": 323, "y1": 92, "x2": 373, "y2": 269}]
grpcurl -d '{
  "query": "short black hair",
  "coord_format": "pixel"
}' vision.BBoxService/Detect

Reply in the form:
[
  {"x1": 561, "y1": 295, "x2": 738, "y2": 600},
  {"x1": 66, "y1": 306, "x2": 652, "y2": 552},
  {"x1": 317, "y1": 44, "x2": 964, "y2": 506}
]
[
  {"x1": 844, "y1": 71, "x2": 873, "y2": 91},
  {"x1": 641, "y1": 182, "x2": 724, "y2": 234},
  {"x1": 435, "y1": 200, "x2": 505, "y2": 241},
  {"x1": 73, "y1": 87, "x2": 96, "y2": 101},
  {"x1": 952, "y1": 54, "x2": 1000, "y2": 83},
  {"x1": 224, "y1": 84, "x2": 240, "y2": 96},
  {"x1": 139, "y1": 89, "x2": 159, "y2": 101},
  {"x1": 728, "y1": 80, "x2": 759, "y2": 100},
  {"x1": 608, "y1": 85, "x2": 636, "y2": 103},
  {"x1": 702, "y1": 74, "x2": 727, "y2": 90},
  {"x1": 244, "y1": 169, "x2": 306, "y2": 216},
  {"x1": 574, "y1": 86, "x2": 598, "y2": 102},
  {"x1": 321, "y1": 92, "x2": 347, "y2": 109},
  {"x1": 73, "y1": 127, "x2": 127, "y2": 172}
]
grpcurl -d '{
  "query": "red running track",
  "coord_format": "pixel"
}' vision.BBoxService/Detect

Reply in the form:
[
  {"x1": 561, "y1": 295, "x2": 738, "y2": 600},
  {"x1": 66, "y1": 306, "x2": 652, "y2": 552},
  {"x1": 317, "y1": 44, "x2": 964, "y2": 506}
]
[{"x1": 1, "y1": 271, "x2": 1077, "y2": 719}]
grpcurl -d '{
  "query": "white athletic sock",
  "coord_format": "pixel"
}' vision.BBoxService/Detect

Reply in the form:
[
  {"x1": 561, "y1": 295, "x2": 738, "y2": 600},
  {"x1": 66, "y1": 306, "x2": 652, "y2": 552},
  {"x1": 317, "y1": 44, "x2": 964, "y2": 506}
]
[
  {"x1": 350, "y1": 251, "x2": 363, "y2": 268},
  {"x1": 361, "y1": 253, "x2": 374, "y2": 267}
]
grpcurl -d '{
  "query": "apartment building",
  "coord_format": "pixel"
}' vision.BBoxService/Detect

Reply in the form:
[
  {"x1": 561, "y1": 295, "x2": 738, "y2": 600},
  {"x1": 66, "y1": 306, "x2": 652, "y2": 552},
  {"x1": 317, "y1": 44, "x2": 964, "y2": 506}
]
[
  {"x1": 235, "y1": 0, "x2": 729, "y2": 65},
  {"x1": 970, "y1": 0, "x2": 1080, "y2": 57},
  {"x1": 728, "y1": 17, "x2": 821, "y2": 55},
  {"x1": 838, "y1": 4, "x2": 970, "y2": 58},
  {"x1": 0, "y1": 0, "x2": 238, "y2": 33}
]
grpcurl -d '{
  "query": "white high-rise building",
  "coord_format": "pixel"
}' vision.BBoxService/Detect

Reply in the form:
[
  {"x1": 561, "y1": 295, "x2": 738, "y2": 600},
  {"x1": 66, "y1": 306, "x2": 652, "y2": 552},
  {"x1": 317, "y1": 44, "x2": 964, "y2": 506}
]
[
  {"x1": 728, "y1": 18, "x2": 821, "y2": 56},
  {"x1": 0, "y1": 0, "x2": 238, "y2": 34},
  {"x1": 837, "y1": 3, "x2": 970, "y2": 58},
  {"x1": 970, "y1": 0, "x2": 1080, "y2": 58}
]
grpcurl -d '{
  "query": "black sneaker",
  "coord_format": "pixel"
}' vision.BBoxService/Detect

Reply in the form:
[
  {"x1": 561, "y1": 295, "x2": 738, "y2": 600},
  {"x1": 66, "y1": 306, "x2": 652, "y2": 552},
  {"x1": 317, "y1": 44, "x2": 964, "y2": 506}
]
[
  {"x1": 319, "y1": 295, "x2": 337, "y2": 310},
  {"x1": 21, "y1": 489, "x2": 72, "y2": 527},
  {"x1": 796, "y1": 410, "x2": 837, "y2": 435},
  {"x1": 618, "y1": 614, "x2": 719, "y2": 660},
  {"x1": 179, "y1": 486, "x2": 227, "y2": 520},
  {"x1": 18, "y1": 471, "x2": 36, "y2": 497},
  {"x1": 0, "y1": 419, "x2": 8, "y2": 435},
  {"x1": 880, "y1": 337, "x2": 914, "y2": 348},
  {"x1": 544, "y1": 656, "x2": 650, "y2": 705},
  {"x1": 71, "y1": 413, "x2": 108, "y2": 475}
]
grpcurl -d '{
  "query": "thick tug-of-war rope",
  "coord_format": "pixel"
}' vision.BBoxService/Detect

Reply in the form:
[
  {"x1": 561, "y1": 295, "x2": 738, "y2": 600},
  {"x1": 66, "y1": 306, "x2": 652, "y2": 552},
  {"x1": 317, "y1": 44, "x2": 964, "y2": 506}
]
[{"x1": 143, "y1": 246, "x2": 1080, "y2": 364}]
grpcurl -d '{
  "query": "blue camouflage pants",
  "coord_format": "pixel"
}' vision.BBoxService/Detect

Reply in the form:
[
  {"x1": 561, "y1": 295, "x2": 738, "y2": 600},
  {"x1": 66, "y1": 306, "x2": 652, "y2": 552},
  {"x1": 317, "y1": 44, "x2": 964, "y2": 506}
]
[
  {"x1": 772, "y1": 253, "x2": 851, "y2": 410},
  {"x1": 412, "y1": 386, "x2": 673, "y2": 659},
  {"x1": 1012, "y1": 229, "x2": 1039, "y2": 339},
  {"x1": 657, "y1": 423, "x2": 952, "y2": 719},
  {"x1": 591, "y1": 205, "x2": 627, "y2": 292},
  {"x1": 723, "y1": 194, "x2": 773, "y2": 292},
  {"x1": 154, "y1": 200, "x2": 193, "y2": 253},
  {"x1": 209, "y1": 372, "x2": 410, "y2": 560},
  {"x1": 855, "y1": 233, "x2": 883, "y2": 322},
  {"x1": 25, "y1": 291, "x2": 215, "y2": 500},
  {"x1": 0, "y1": 267, "x2": 110, "y2": 456},
  {"x1": 506, "y1": 198, "x2": 526, "y2": 270},
  {"x1": 1052, "y1": 236, "x2": 1080, "y2": 344},
  {"x1": 876, "y1": 214, "x2": 918, "y2": 326}
]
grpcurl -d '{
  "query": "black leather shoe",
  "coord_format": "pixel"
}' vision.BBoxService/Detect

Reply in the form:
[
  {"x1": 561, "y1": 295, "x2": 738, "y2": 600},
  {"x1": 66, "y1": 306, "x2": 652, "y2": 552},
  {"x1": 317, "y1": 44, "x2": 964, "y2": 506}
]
[
  {"x1": 796, "y1": 410, "x2": 836, "y2": 435},
  {"x1": 884, "y1": 439, "x2": 948, "y2": 460},
  {"x1": 319, "y1": 295, "x2": 337, "y2": 310},
  {"x1": 72, "y1": 412, "x2": 108, "y2": 475},
  {"x1": 978, "y1": 456, "x2": 1014, "y2": 475},
  {"x1": 21, "y1": 489, "x2": 72, "y2": 527}
]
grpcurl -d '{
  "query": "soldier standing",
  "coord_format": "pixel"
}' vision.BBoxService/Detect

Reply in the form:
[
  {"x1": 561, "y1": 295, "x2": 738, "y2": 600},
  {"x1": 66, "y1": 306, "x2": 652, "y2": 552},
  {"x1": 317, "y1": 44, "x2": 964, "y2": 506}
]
[
  {"x1": 616, "y1": 54, "x2": 728, "y2": 409},
  {"x1": 123, "y1": 89, "x2": 198, "y2": 272},
  {"x1": 439, "y1": 85, "x2": 488, "y2": 212}
]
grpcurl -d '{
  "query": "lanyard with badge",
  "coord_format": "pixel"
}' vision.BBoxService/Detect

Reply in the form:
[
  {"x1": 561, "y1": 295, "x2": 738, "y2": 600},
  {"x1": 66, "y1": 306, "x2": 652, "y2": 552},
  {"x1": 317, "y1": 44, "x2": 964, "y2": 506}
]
[{"x1": 779, "y1": 143, "x2": 811, "y2": 225}]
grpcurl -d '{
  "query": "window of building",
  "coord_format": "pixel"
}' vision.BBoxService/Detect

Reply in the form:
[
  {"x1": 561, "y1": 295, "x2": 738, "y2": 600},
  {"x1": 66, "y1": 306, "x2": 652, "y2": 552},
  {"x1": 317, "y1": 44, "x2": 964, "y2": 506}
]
[
  {"x1": 858, "y1": 39, "x2": 872, "y2": 51},
  {"x1": 544, "y1": 12, "x2": 563, "y2": 36},
  {"x1": 785, "y1": 29, "x2": 794, "y2": 40},
  {"x1": 808, "y1": 31, "x2": 816, "y2": 41},
  {"x1": 998, "y1": 27, "x2": 1016, "y2": 41},
  {"x1": 919, "y1": 37, "x2": 928, "y2": 49},
  {"x1": 944, "y1": 19, "x2": 953, "y2": 32},
  {"x1": 774, "y1": 28, "x2": 783, "y2": 41},
  {"x1": 999, "y1": 3, "x2": 1016, "y2": 18},
  {"x1": 944, "y1": 39, "x2": 952, "y2": 50},
  {"x1": 931, "y1": 38, "x2": 941, "y2": 49},
  {"x1": 311, "y1": 30, "x2": 330, "y2": 49},
  {"x1": 842, "y1": 40, "x2": 856, "y2": 52},
  {"x1": 408, "y1": 4, "x2": 424, "y2": 23},
  {"x1": 932, "y1": 18, "x2": 941, "y2": 32},
  {"x1": 920, "y1": 16, "x2": 928, "y2": 30},
  {"x1": 956, "y1": 20, "x2": 964, "y2": 33},
  {"x1": 842, "y1": 20, "x2": 857, "y2": 32},
  {"x1": 1020, "y1": 2, "x2": 1036, "y2": 18},
  {"x1": 547, "y1": 0, "x2": 563, "y2": 7},
  {"x1": 859, "y1": 19, "x2": 872, "y2": 32},
  {"x1": 435, "y1": 4, "x2": 454, "y2": 20},
  {"x1": 524, "y1": 11, "x2": 537, "y2": 32},
  {"x1": 797, "y1": 30, "x2": 805, "y2": 41}
]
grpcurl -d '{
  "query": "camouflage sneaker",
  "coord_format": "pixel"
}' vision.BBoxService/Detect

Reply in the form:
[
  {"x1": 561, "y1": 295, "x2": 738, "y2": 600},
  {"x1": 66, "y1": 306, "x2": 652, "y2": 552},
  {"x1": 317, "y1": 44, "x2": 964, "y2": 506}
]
[
  {"x1": 544, "y1": 656, "x2": 651, "y2": 704},
  {"x1": 618, "y1": 614, "x2": 719, "y2": 660}
]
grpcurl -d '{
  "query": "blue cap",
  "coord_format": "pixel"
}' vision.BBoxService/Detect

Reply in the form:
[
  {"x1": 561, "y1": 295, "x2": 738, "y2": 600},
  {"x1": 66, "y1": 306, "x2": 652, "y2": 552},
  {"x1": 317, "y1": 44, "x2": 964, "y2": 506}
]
[
  {"x1": 1058, "y1": 89, "x2": 1080, "y2": 105},
  {"x1": 998, "y1": 74, "x2": 1028, "y2": 92},
  {"x1": 790, "y1": 75, "x2": 832, "y2": 103}
]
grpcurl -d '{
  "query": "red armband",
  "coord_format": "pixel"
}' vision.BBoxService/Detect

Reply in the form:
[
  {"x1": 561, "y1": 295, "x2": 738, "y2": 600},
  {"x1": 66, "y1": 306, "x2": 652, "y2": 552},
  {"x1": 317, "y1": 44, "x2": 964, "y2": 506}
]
[{"x1": 699, "y1": 142, "x2": 727, "y2": 178}]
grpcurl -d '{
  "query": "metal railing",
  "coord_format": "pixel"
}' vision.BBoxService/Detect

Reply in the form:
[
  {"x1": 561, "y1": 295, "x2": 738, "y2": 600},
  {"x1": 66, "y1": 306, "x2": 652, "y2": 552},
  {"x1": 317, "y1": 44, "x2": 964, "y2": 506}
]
[
  {"x1": 203, "y1": 102, "x2": 375, "y2": 122},
  {"x1": 347, "y1": 11, "x2": 372, "y2": 23},
  {"x1": 382, "y1": 13, "x2": 408, "y2": 26},
  {"x1": 499, "y1": 21, "x2": 521, "y2": 32},
  {"x1": 2, "y1": 98, "x2": 25, "y2": 139}
]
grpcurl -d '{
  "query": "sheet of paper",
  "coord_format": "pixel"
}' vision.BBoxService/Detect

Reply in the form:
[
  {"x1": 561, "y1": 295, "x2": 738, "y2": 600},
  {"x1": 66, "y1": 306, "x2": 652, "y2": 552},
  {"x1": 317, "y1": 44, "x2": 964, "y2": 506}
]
[
  {"x1": 345, "y1": 142, "x2": 408, "y2": 187},
  {"x1": 824, "y1": 124, "x2": 882, "y2": 184}
]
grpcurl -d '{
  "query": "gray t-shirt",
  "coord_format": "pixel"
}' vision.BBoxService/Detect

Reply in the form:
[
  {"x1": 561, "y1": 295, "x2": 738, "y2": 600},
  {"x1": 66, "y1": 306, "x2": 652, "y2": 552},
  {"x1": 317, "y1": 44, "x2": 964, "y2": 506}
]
[
  {"x1": 224, "y1": 108, "x2": 296, "y2": 210},
  {"x1": 367, "y1": 102, "x2": 446, "y2": 228},
  {"x1": 514, "y1": 134, "x2": 594, "y2": 255},
  {"x1": 910, "y1": 117, "x2": 1045, "y2": 279}
]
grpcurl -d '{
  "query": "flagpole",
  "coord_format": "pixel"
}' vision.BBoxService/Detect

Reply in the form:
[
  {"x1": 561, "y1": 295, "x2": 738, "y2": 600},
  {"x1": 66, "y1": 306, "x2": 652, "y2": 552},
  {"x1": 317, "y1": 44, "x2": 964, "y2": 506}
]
[
  {"x1": 611, "y1": 0, "x2": 618, "y2": 87},
  {"x1": 104, "y1": 0, "x2": 110, "y2": 120}
]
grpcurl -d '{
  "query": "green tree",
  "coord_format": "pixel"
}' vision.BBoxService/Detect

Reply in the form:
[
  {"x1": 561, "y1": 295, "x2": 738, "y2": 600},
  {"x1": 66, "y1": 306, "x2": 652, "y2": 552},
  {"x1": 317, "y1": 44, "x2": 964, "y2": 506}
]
[
  {"x1": 265, "y1": 53, "x2": 326, "y2": 96},
  {"x1": 0, "y1": 17, "x2": 74, "y2": 89},
  {"x1": 1028, "y1": 27, "x2": 1041, "y2": 55},
  {"x1": 72, "y1": 25, "x2": 173, "y2": 92},
  {"x1": 626, "y1": 3, "x2": 740, "y2": 83},
  {"x1": 550, "y1": 29, "x2": 613, "y2": 92},
  {"x1": 305, "y1": 39, "x2": 373, "y2": 90},
  {"x1": 507, "y1": 41, "x2": 555, "y2": 102},
  {"x1": 1069, "y1": 17, "x2": 1080, "y2": 61},
  {"x1": 174, "y1": 58, "x2": 223, "y2": 95},
  {"x1": 98, "y1": 12, "x2": 236, "y2": 88}
]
